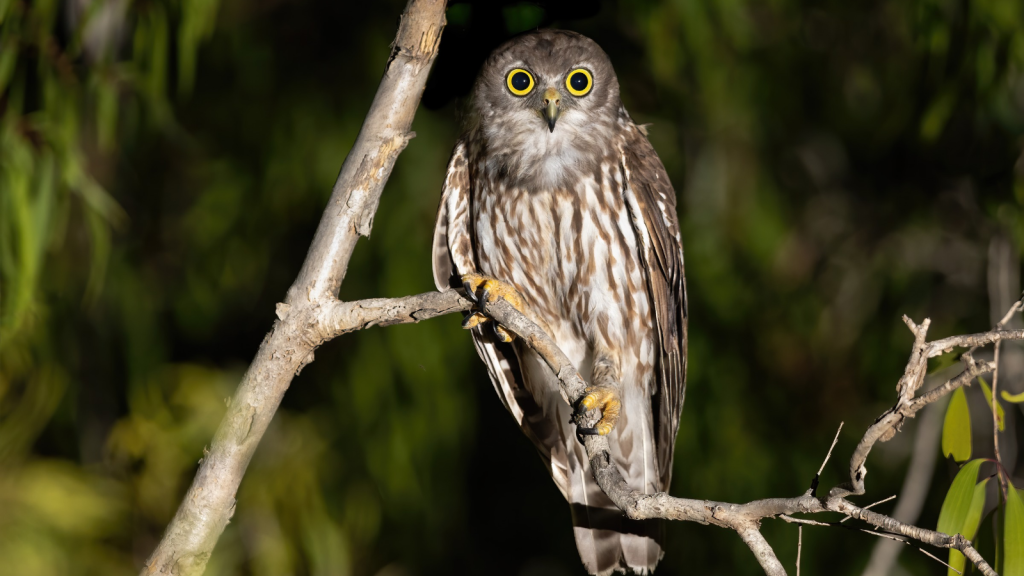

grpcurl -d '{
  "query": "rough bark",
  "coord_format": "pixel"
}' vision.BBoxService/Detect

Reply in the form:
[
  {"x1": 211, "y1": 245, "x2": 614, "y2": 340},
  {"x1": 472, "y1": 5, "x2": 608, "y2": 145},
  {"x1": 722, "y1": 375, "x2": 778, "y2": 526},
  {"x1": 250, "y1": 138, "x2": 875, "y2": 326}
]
[
  {"x1": 481, "y1": 299, "x2": 1005, "y2": 576},
  {"x1": 140, "y1": 1, "x2": 446, "y2": 573}
]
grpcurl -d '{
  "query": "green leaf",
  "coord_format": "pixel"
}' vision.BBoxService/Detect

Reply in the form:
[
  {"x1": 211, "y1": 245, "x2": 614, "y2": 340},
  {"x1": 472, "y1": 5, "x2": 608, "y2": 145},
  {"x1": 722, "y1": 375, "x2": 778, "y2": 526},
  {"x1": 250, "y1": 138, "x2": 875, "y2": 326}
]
[
  {"x1": 1006, "y1": 483, "x2": 1024, "y2": 576},
  {"x1": 942, "y1": 387, "x2": 972, "y2": 461},
  {"x1": 978, "y1": 377, "x2": 1006, "y2": 431},
  {"x1": 948, "y1": 477, "x2": 990, "y2": 576},
  {"x1": 937, "y1": 459, "x2": 984, "y2": 538},
  {"x1": 1003, "y1": 389, "x2": 1024, "y2": 403}
]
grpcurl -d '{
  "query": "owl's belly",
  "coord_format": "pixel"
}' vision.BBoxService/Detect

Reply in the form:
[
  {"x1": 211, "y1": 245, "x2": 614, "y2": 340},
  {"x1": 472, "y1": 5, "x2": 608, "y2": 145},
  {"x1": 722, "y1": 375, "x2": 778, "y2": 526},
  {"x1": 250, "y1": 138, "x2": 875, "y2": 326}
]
[{"x1": 473, "y1": 179, "x2": 655, "y2": 369}]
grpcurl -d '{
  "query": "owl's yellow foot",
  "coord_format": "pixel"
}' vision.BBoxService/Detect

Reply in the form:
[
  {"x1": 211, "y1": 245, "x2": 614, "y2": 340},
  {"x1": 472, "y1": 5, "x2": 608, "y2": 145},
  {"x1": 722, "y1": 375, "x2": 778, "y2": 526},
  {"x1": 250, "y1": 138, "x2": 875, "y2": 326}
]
[
  {"x1": 461, "y1": 312, "x2": 489, "y2": 330},
  {"x1": 460, "y1": 311, "x2": 516, "y2": 343},
  {"x1": 576, "y1": 385, "x2": 621, "y2": 436},
  {"x1": 461, "y1": 273, "x2": 524, "y2": 343},
  {"x1": 461, "y1": 272, "x2": 525, "y2": 311}
]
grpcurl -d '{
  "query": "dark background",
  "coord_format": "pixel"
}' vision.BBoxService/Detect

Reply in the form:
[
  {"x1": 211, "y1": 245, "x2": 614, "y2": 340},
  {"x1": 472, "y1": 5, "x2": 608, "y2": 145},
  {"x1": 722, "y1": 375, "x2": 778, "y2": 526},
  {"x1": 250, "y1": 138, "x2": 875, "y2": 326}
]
[{"x1": 3, "y1": 0, "x2": 1024, "y2": 574}]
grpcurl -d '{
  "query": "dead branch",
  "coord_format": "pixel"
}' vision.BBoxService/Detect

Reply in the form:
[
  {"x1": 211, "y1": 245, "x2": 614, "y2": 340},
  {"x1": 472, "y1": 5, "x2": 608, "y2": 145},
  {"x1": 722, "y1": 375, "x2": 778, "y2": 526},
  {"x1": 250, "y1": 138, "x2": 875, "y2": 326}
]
[
  {"x1": 140, "y1": 1, "x2": 447, "y2": 574},
  {"x1": 314, "y1": 288, "x2": 472, "y2": 339},
  {"x1": 481, "y1": 298, "x2": 1007, "y2": 576}
]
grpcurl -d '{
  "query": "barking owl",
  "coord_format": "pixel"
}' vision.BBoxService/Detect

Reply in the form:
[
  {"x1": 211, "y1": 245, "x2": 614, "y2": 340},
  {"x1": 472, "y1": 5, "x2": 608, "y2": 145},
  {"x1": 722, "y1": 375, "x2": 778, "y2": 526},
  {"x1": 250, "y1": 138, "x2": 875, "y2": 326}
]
[{"x1": 432, "y1": 30, "x2": 687, "y2": 575}]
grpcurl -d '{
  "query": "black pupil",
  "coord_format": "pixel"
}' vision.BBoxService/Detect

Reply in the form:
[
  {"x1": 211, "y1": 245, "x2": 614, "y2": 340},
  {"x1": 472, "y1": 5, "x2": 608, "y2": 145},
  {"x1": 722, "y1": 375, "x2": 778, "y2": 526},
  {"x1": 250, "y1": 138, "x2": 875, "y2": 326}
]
[
  {"x1": 511, "y1": 72, "x2": 530, "y2": 91},
  {"x1": 570, "y1": 72, "x2": 589, "y2": 92}
]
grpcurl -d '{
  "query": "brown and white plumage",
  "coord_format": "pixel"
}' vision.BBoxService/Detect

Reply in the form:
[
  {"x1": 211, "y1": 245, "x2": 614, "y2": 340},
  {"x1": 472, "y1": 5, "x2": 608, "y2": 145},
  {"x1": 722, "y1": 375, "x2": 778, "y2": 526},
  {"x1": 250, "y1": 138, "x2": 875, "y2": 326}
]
[{"x1": 432, "y1": 30, "x2": 687, "y2": 575}]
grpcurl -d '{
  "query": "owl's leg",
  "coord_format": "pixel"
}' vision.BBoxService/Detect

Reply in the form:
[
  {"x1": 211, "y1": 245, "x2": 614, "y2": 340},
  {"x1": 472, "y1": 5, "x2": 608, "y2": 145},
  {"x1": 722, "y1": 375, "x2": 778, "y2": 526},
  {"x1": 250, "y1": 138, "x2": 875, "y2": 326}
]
[
  {"x1": 460, "y1": 272, "x2": 526, "y2": 343},
  {"x1": 575, "y1": 353, "x2": 622, "y2": 436}
]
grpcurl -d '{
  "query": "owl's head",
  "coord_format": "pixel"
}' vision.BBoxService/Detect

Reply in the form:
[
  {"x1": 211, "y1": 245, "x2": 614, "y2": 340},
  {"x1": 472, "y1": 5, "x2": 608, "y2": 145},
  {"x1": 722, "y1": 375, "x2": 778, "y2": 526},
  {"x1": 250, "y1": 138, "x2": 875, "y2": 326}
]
[{"x1": 468, "y1": 30, "x2": 624, "y2": 187}]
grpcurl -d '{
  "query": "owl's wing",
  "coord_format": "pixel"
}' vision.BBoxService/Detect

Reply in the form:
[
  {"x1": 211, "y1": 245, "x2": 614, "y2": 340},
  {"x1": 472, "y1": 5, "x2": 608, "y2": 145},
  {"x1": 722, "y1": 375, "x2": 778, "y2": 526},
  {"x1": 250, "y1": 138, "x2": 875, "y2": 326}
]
[
  {"x1": 430, "y1": 142, "x2": 464, "y2": 292},
  {"x1": 620, "y1": 125, "x2": 688, "y2": 490},
  {"x1": 431, "y1": 140, "x2": 561, "y2": 477}
]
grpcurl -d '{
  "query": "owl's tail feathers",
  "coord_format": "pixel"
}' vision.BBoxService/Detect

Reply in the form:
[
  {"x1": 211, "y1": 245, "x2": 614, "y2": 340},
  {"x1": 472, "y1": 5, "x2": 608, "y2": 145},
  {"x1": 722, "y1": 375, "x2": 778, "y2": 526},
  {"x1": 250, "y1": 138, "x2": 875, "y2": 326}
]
[
  {"x1": 567, "y1": 459, "x2": 664, "y2": 575},
  {"x1": 570, "y1": 503, "x2": 664, "y2": 575}
]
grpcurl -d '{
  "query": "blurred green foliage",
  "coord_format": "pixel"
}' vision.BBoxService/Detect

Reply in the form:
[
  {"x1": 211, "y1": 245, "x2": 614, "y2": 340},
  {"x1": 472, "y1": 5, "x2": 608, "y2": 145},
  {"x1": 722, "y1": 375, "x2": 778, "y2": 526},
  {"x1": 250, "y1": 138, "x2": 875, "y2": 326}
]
[{"x1": 2, "y1": 0, "x2": 1024, "y2": 575}]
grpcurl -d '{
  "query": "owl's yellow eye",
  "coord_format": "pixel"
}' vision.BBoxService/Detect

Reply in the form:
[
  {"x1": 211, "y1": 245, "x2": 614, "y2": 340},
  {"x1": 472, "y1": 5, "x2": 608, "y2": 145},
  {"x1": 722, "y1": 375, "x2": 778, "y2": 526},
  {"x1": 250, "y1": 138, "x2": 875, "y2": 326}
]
[
  {"x1": 506, "y1": 69, "x2": 534, "y2": 96},
  {"x1": 566, "y1": 69, "x2": 593, "y2": 96}
]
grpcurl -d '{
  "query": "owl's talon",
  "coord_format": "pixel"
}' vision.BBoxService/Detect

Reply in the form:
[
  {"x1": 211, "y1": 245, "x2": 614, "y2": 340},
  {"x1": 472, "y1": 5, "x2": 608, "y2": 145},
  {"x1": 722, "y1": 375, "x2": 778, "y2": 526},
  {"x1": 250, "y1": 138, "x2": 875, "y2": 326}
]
[
  {"x1": 463, "y1": 281, "x2": 479, "y2": 303},
  {"x1": 462, "y1": 273, "x2": 524, "y2": 310},
  {"x1": 493, "y1": 323, "x2": 514, "y2": 343},
  {"x1": 575, "y1": 385, "x2": 621, "y2": 436},
  {"x1": 462, "y1": 273, "x2": 486, "y2": 299},
  {"x1": 459, "y1": 272, "x2": 525, "y2": 341},
  {"x1": 462, "y1": 312, "x2": 489, "y2": 330}
]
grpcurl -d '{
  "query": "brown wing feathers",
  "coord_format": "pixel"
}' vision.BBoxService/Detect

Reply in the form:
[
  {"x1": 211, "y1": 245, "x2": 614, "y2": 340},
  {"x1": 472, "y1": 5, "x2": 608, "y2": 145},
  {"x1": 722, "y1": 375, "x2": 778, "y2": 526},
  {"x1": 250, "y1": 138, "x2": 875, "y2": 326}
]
[{"x1": 621, "y1": 125, "x2": 688, "y2": 490}]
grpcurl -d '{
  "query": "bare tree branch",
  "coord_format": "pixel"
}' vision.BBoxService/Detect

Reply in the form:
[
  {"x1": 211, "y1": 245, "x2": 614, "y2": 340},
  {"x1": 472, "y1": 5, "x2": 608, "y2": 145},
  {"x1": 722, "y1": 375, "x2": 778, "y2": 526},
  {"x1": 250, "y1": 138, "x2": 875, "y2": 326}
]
[
  {"x1": 918, "y1": 547, "x2": 962, "y2": 574},
  {"x1": 927, "y1": 329, "x2": 1024, "y2": 357},
  {"x1": 314, "y1": 289, "x2": 473, "y2": 340},
  {"x1": 481, "y1": 297, "x2": 1007, "y2": 576},
  {"x1": 180, "y1": 282, "x2": 1011, "y2": 576},
  {"x1": 988, "y1": 301, "x2": 1022, "y2": 495},
  {"x1": 795, "y1": 525, "x2": 802, "y2": 576},
  {"x1": 861, "y1": 380, "x2": 944, "y2": 575},
  {"x1": 140, "y1": 1, "x2": 447, "y2": 573},
  {"x1": 738, "y1": 524, "x2": 788, "y2": 576}
]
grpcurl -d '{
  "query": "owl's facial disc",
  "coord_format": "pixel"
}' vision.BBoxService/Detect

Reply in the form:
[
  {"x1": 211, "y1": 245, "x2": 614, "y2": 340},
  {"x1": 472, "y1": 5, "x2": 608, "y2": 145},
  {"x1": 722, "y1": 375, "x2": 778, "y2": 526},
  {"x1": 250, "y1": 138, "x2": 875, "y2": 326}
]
[
  {"x1": 541, "y1": 87, "x2": 561, "y2": 132},
  {"x1": 470, "y1": 31, "x2": 622, "y2": 187}
]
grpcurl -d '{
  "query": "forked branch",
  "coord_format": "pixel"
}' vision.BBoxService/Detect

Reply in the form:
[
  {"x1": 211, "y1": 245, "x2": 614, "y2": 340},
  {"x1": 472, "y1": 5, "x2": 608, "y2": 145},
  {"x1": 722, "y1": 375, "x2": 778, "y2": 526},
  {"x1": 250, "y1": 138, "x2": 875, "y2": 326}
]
[
  {"x1": 141, "y1": 1, "x2": 447, "y2": 573},
  {"x1": 479, "y1": 300, "x2": 1007, "y2": 576}
]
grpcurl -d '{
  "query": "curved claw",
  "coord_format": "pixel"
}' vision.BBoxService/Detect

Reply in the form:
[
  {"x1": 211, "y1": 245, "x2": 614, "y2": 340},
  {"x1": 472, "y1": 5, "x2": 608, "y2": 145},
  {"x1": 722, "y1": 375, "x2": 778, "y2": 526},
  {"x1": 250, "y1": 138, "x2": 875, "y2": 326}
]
[
  {"x1": 576, "y1": 385, "x2": 621, "y2": 436},
  {"x1": 459, "y1": 272, "x2": 524, "y2": 342},
  {"x1": 462, "y1": 312, "x2": 489, "y2": 330},
  {"x1": 492, "y1": 322, "x2": 514, "y2": 343},
  {"x1": 463, "y1": 281, "x2": 479, "y2": 304}
]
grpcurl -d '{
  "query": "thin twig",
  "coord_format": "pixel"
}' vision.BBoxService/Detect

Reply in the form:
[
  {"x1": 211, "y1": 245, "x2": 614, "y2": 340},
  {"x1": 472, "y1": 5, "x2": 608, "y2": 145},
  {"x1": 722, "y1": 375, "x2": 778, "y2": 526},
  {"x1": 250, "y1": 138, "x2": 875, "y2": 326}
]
[
  {"x1": 909, "y1": 360, "x2": 994, "y2": 411},
  {"x1": 927, "y1": 329, "x2": 1024, "y2": 358},
  {"x1": 988, "y1": 298, "x2": 1020, "y2": 489},
  {"x1": 918, "y1": 547, "x2": 962, "y2": 574},
  {"x1": 972, "y1": 295, "x2": 1020, "y2": 496},
  {"x1": 832, "y1": 501, "x2": 996, "y2": 576},
  {"x1": 795, "y1": 526, "x2": 802, "y2": 576},
  {"x1": 996, "y1": 300, "x2": 1023, "y2": 328},
  {"x1": 857, "y1": 528, "x2": 909, "y2": 543},
  {"x1": 992, "y1": 339, "x2": 1006, "y2": 494},
  {"x1": 965, "y1": 298, "x2": 1022, "y2": 357},
  {"x1": 780, "y1": 515, "x2": 831, "y2": 527},
  {"x1": 811, "y1": 422, "x2": 843, "y2": 496},
  {"x1": 818, "y1": 422, "x2": 844, "y2": 477},
  {"x1": 986, "y1": 290, "x2": 1022, "y2": 498},
  {"x1": 840, "y1": 494, "x2": 895, "y2": 523}
]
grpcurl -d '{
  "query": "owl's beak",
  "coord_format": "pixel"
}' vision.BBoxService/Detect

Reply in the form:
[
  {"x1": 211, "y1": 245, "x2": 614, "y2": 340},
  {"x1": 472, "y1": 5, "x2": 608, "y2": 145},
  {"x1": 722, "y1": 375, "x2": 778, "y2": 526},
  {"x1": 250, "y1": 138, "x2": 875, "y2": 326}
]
[{"x1": 541, "y1": 87, "x2": 561, "y2": 132}]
